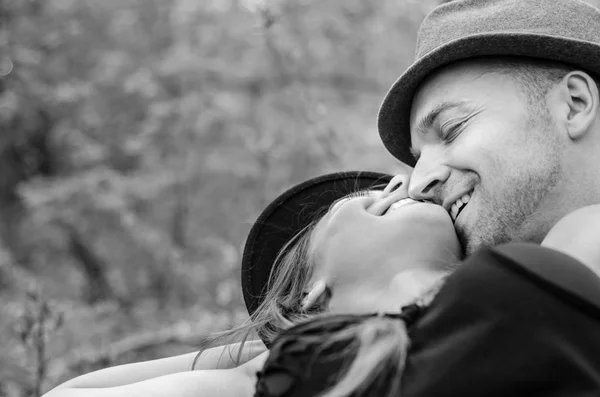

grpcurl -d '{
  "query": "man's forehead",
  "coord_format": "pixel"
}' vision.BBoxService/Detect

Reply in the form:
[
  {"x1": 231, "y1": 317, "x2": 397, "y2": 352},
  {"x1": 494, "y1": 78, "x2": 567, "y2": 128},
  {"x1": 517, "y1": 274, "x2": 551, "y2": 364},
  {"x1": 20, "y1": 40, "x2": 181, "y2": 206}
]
[
  {"x1": 413, "y1": 66, "x2": 483, "y2": 111},
  {"x1": 411, "y1": 59, "x2": 505, "y2": 109}
]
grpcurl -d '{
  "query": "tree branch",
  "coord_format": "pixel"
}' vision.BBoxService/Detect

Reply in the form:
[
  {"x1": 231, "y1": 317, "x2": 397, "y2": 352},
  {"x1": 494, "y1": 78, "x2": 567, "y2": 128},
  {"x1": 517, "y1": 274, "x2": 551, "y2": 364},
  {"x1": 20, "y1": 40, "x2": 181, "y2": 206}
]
[{"x1": 59, "y1": 319, "x2": 224, "y2": 374}]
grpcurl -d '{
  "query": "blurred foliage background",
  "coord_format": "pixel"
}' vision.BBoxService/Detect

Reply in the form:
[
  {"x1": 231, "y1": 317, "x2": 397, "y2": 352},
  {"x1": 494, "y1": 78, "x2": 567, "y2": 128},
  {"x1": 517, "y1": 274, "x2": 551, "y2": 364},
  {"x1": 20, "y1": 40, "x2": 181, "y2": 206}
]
[{"x1": 1, "y1": 0, "x2": 599, "y2": 395}]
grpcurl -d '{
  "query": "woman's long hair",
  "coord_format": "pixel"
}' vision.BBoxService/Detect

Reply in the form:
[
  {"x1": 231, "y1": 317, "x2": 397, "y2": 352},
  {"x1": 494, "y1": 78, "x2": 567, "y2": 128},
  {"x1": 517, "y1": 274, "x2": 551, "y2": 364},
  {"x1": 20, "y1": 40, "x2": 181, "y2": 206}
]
[
  {"x1": 192, "y1": 217, "x2": 323, "y2": 369},
  {"x1": 191, "y1": 181, "x2": 397, "y2": 369},
  {"x1": 256, "y1": 275, "x2": 448, "y2": 397}
]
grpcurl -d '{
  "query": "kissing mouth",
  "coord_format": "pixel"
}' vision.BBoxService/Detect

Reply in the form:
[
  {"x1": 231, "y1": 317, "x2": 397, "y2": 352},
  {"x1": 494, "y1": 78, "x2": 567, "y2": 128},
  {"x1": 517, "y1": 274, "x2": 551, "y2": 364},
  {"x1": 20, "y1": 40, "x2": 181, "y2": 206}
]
[
  {"x1": 450, "y1": 191, "x2": 472, "y2": 223},
  {"x1": 380, "y1": 198, "x2": 419, "y2": 216}
]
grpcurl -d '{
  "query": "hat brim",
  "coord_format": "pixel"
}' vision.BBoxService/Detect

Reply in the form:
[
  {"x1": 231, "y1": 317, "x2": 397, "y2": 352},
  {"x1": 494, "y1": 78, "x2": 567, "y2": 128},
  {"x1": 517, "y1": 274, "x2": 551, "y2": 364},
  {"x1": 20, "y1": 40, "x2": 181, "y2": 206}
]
[
  {"x1": 378, "y1": 33, "x2": 600, "y2": 166},
  {"x1": 242, "y1": 171, "x2": 393, "y2": 317}
]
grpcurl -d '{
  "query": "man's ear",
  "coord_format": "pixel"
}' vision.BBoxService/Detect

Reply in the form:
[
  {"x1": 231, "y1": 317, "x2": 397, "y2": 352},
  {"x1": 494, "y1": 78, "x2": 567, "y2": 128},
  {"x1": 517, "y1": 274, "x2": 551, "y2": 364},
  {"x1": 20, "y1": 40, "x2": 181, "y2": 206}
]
[
  {"x1": 301, "y1": 279, "x2": 330, "y2": 311},
  {"x1": 561, "y1": 71, "x2": 599, "y2": 141}
]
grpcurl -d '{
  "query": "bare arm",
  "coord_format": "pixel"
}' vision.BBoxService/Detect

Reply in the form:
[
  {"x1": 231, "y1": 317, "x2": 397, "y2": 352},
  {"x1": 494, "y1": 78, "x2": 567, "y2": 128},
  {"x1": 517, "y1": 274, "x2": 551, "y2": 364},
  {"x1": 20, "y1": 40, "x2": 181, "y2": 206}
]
[
  {"x1": 45, "y1": 340, "x2": 266, "y2": 392},
  {"x1": 541, "y1": 204, "x2": 600, "y2": 275},
  {"x1": 42, "y1": 352, "x2": 269, "y2": 397},
  {"x1": 192, "y1": 340, "x2": 266, "y2": 370}
]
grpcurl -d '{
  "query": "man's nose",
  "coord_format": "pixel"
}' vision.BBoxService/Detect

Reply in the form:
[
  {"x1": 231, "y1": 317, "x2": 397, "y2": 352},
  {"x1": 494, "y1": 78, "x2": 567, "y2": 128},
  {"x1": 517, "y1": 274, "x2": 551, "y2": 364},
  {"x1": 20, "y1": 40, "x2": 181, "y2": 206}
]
[{"x1": 408, "y1": 150, "x2": 450, "y2": 203}]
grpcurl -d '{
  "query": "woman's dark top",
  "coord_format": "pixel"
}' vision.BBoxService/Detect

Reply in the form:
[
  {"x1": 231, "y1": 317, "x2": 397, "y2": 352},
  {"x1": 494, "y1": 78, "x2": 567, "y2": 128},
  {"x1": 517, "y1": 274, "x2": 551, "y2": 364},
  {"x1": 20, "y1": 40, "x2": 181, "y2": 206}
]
[
  {"x1": 402, "y1": 243, "x2": 600, "y2": 396},
  {"x1": 255, "y1": 243, "x2": 600, "y2": 397}
]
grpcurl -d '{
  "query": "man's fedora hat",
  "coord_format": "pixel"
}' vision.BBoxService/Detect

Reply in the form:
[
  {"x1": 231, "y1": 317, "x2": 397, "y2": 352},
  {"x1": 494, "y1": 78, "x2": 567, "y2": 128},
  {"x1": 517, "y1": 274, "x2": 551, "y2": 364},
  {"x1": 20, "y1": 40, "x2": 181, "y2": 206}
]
[
  {"x1": 378, "y1": 0, "x2": 600, "y2": 167},
  {"x1": 242, "y1": 171, "x2": 392, "y2": 317}
]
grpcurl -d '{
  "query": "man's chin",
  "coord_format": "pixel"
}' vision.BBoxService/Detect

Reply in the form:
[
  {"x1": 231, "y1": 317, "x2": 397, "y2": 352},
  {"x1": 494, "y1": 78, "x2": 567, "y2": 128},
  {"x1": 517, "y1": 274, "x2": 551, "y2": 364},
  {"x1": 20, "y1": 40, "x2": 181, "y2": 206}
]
[
  {"x1": 457, "y1": 224, "x2": 505, "y2": 257},
  {"x1": 466, "y1": 232, "x2": 515, "y2": 257}
]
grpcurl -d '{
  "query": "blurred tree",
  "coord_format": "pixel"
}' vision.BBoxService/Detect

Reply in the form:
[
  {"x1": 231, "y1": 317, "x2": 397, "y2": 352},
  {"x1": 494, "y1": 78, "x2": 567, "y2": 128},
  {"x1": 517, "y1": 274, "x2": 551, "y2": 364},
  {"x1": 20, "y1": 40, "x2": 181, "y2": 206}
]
[
  {"x1": 1, "y1": 0, "x2": 59, "y2": 270},
  {"x1": 7, "y1": 0, "x2": 600, "y2": 394}
]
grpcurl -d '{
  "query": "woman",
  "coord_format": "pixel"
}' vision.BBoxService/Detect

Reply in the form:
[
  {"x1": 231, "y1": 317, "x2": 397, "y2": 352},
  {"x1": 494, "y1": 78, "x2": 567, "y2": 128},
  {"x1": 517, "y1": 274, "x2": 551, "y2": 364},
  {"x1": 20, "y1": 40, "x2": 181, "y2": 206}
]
[
  {"x1": 45, "y1": 171, "x2": 600, "y2": 396},
  {"x1": 239, "y1": 170, "x2": 460, "y2": 343},
  {"x1": 255, "y1": 206, "x2": 600, "y2": 396},
  {"x1": 45, "y1": 170, "x2": 462, "y2": 397}
]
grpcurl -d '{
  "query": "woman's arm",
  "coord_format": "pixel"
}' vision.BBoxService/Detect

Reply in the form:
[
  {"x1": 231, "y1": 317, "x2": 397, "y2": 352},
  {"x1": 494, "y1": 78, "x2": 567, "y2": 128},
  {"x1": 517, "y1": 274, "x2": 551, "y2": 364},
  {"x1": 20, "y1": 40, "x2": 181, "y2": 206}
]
[
  {"x1": 45, "y1": 340, "x2": 265, "y2": 392},
  {"x1": 192, "y1": 340, "x2": 266, "y2": 370},
  {"x1": 43, "y1": 352, "x2": 269, "y2": 397}
]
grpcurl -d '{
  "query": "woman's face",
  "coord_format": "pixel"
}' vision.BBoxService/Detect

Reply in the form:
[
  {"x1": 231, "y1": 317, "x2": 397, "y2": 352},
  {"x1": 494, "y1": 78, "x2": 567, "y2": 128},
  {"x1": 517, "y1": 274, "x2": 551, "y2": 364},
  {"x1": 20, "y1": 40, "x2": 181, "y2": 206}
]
[{"x1": 308, "y1": 173, "x2": 461, "y2": 314}]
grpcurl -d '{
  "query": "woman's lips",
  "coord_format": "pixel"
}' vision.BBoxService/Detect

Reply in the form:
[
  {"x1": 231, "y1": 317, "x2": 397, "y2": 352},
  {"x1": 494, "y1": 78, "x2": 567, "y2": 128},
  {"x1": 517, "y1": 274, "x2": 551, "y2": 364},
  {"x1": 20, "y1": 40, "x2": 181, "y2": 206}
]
[{"x1": 382, "y1": 198, "x2": 419, "y2": 215}]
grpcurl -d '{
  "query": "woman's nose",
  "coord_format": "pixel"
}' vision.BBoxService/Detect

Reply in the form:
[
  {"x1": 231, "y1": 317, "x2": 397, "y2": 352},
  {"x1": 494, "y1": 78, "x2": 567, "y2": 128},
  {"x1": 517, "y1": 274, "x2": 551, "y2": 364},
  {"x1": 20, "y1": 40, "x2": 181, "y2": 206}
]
[
  {"x1": 367, "y1": 176, "x2": 410, "y2": 216},
  {"x1": 383, "y1": 174, "x2": 409, "y2": 196}
]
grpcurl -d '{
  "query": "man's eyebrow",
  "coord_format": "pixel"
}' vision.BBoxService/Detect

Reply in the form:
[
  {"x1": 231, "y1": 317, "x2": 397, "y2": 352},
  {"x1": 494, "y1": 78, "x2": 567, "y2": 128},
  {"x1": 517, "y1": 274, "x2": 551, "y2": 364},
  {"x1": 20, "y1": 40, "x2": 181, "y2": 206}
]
[
  {"x1": 414, "y1": 100, "x2": 469, "y2": 136},
  {"x1": 409, "y1": 100, "x2": 470, "y2": 161}
]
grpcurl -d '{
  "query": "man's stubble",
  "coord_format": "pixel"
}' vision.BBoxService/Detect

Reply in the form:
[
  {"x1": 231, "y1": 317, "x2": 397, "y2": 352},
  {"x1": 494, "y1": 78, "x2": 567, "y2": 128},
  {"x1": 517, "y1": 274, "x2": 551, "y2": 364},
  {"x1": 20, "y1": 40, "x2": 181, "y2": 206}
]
[{"x1": 462, "y1": 111, "x2": 564, "y2": 255}]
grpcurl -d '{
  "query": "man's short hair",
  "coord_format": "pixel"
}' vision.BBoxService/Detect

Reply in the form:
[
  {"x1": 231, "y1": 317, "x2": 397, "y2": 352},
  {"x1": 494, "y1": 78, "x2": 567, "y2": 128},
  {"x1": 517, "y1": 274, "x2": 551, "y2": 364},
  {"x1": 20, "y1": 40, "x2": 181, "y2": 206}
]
[{"x1": 490, "y1": 57, "x2": 600, "y2": 110}]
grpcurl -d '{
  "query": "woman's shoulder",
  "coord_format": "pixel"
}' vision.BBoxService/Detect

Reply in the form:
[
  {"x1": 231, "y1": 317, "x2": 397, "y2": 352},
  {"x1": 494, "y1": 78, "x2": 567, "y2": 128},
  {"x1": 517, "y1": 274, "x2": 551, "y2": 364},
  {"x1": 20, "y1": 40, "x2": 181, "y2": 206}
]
[
  {"x1": 405, "y1": 242, "x2": 600, "y2": 378},
  {"x1": 492, "y1": 243, "x2": 600, "y2": 308},
  {"x1": 402, "y1": 243, "x2": 600, "y2": 396},
  {"x1": 463, "y1": 243, "x2": 600, "y2": 317}
]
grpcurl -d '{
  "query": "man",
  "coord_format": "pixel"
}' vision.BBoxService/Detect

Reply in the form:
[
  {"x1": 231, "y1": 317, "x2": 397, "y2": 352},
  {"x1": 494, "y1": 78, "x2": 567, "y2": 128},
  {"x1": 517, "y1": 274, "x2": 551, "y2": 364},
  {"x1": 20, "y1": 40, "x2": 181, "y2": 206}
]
[
  {"x1": 377, "y1": 0, "x2": 600, "y2": 256},
  {"x1": 373, "y1": 5, "x2": 600, "y2": 393}
]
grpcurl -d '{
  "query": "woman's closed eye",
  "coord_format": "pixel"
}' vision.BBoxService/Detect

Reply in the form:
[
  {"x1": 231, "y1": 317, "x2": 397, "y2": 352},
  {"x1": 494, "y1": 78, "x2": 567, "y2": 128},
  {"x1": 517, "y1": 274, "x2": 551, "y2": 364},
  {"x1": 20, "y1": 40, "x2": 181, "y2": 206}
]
[
  {"x1": 329, "y1": 189, "x2": 377, "y2": 216},
  {"x1": 344, "y1": 189, "x2": 377, "y2": 201}
]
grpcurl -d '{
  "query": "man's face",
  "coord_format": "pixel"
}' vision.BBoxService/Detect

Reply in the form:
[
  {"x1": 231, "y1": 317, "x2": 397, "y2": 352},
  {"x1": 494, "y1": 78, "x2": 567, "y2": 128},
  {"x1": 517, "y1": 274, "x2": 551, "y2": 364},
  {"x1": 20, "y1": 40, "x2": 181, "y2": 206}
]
[{"x1": 407, "y1": 61, "x2": 564, "y2": 255}]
